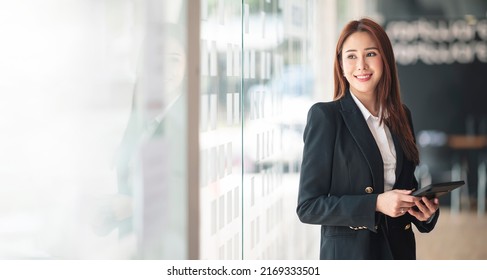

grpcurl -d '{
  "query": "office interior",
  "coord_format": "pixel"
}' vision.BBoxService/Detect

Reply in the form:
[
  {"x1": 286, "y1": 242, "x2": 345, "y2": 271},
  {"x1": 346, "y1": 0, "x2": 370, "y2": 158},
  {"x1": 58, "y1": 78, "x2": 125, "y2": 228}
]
[{"x1": 0, "y1": 0, "x2": 486, "y2": 259}]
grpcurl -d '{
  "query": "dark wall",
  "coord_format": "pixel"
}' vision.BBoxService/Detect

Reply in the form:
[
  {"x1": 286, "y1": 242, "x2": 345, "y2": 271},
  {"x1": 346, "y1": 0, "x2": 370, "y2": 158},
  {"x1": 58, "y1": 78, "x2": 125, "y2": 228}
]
[
  {"x1": 378, "y1": 0, "x2": 487, "y2": 135},
  {"x1": 398, "y1": 59, "x2": 486, "y2": 135}
]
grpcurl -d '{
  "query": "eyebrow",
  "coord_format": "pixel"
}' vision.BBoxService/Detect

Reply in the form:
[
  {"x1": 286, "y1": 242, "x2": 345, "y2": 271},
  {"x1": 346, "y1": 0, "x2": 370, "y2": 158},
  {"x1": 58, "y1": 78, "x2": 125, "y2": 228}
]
[{"x1": 344, "y1": 47, "x2": 379, "y2": 53}]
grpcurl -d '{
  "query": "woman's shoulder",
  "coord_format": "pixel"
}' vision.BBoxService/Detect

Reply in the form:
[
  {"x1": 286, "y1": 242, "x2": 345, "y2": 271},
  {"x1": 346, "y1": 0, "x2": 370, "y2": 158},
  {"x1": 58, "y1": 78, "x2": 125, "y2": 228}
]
[
  {"x1": 305, "y1": 100, "x2": 342, "y2": 128},
  {"x1": 307, "y1": 100, "x2": 341, "y2": 116}
]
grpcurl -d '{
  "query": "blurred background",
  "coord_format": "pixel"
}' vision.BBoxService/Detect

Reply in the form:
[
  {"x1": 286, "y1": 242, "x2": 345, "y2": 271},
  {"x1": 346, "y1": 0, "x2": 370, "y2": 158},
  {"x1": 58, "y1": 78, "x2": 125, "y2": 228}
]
[{"x1": 0, "y1": 0, "x2": 486, "y2": 259}]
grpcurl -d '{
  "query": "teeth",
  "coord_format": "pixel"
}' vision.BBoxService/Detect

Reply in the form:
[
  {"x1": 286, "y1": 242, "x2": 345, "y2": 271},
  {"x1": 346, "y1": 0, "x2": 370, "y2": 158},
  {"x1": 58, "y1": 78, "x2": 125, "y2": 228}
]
[{"x1": 356, "y1": 75, "x2": 370, "y2": 79}]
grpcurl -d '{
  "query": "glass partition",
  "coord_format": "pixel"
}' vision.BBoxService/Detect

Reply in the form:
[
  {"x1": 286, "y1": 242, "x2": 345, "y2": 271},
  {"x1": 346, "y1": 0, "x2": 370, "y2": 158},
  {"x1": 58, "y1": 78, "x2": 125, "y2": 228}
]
[
  {"x1": 0, "y1": 0, "x2": 337, "y2": 260},
  {"x1": 198, "y1": 0, "x2": 332, "y2": 259},
  {"x1": 0, "y1": 0, "x2": 189, "y2": 259},
  {"x1": 241, "y1": 0, "x2": 315, "y2": 259},
  {"x1": 199, "y1": 0, "x2": 243, "y2": 259}
]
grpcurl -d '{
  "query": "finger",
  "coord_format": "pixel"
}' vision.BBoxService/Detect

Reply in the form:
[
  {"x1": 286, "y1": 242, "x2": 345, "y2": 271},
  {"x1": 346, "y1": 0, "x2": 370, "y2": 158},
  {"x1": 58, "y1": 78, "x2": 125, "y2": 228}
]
[
  {"x1": 399, "y1": 194, "x2": 421, "y2": 203},
  {"x1": 397, "y1": 208, "x2": 407, "y2": 217},
  {"x1": 414, "y1": 200, "x2": 428, "y2": 213},
  {"x1": 395, "y1": 189, "x2": 413, "y2": 194},
  {"x1": 407, "y1": 208, "x2": 423, "y2": 220},
  {"x1": 421, "y1": 196, "x2": 432, "y2": 206},
  {"x1": 421, "y1": 197, "x2": 439, "y2": 212},
  {"x1": 400, "y1": 202, "x2": 417, "y2": 208},
  {"x1": 408, "y1": 205, "x2": 431, "y2": 221}
]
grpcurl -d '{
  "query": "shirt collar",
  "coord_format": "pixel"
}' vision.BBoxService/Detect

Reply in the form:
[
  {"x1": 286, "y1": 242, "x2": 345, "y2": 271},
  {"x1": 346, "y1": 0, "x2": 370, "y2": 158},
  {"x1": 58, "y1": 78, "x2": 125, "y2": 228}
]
[{"x1": 349, "y1": 90, "x2": 376, "y2": 121}]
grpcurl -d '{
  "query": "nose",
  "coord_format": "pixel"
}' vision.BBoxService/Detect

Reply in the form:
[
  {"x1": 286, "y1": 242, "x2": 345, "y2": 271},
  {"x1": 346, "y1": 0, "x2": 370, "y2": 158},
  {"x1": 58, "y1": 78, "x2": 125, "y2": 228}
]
[{"x1": 357, "y1": 56, "x2": 368, "y2": 70}]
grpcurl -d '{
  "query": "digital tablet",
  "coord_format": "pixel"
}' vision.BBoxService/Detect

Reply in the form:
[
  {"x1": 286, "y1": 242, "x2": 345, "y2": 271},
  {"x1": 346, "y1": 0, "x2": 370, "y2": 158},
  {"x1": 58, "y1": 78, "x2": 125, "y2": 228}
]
[{"x1": 412, "y1": 180, "x2": 465, "y2": 199}]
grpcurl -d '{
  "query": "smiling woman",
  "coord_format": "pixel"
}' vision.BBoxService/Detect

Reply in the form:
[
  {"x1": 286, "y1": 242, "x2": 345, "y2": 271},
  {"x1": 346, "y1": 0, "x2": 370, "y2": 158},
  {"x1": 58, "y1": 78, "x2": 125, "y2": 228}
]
[
  {"x1": 297, "y1": 18, "x2": 440, "y2": 260},
  {"x1": 341, "y1": 31, "x2": 383, "y2": 111}
]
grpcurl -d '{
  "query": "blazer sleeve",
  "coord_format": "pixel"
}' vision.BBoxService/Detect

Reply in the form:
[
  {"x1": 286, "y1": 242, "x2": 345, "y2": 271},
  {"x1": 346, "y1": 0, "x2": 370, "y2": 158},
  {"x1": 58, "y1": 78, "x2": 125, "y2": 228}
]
[
  {"x1": 296, "y1": 103, "x2": 379, "y2": 232},
  {"x1": 403, "y1": 105, "x2": 440, "y2": 233}
]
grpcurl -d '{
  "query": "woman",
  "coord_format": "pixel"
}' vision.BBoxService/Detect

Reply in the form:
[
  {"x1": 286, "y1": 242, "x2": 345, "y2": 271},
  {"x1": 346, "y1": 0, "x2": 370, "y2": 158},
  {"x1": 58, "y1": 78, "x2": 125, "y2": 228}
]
[{"x1": 296, "y1": 18, "x2": 439, "y2": 259}]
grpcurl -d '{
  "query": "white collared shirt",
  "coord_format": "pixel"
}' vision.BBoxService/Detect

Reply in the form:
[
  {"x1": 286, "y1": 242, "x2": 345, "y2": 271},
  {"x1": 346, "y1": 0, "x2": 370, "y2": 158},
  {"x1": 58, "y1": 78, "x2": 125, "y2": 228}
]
[{"x1": 350, "y1": 91, "x2": 397, "y2": 192}]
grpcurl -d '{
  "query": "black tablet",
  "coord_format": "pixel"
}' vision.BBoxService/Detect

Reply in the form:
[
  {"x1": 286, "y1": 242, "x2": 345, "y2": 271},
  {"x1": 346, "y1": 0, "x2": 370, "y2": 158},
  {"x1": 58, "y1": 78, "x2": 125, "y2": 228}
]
[{"x1": 412, "y1": 180, "x2": 465, "y2": 199}]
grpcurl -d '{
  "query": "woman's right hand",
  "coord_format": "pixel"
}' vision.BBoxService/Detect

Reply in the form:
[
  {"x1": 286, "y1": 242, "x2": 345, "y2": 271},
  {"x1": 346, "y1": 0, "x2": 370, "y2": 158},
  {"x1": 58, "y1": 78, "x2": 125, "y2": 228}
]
[{"x1": 376, "y1": 189, "x2": 420, "y2": 217}]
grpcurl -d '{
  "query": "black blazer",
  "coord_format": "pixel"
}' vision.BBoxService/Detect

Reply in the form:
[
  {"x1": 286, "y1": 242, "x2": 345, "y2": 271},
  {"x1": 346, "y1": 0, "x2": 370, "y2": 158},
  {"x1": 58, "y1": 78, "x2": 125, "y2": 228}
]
[{"x1": 296, "y1": 90, "x2": 439, "y2": 260}]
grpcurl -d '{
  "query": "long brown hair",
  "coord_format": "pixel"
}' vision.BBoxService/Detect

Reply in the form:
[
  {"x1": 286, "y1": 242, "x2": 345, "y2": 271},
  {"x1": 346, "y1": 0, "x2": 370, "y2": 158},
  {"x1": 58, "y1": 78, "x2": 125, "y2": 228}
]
[{"x1": 334, "y1": 18, "x2": 419, "y2": 165}]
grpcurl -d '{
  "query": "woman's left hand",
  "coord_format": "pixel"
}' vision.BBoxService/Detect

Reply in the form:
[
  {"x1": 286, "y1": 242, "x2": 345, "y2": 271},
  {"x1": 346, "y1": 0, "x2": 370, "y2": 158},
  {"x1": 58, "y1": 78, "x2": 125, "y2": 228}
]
[{"x1": 407, "y1": 197, "x2": 439, "y2": 222}]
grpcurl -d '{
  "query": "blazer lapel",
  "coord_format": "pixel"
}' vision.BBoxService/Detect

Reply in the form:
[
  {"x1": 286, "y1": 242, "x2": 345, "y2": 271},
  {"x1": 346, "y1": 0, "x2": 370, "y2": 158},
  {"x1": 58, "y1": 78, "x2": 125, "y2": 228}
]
[{"x1": 339, "y1": 91, "x2": 384, "y2": 192}]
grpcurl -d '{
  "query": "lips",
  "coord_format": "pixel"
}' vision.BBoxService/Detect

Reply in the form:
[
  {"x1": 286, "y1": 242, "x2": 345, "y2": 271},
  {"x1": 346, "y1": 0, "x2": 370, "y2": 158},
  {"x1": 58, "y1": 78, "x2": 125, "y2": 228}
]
[{"x1": 355, "y1": 74, "x2": 372, "y2": 81}]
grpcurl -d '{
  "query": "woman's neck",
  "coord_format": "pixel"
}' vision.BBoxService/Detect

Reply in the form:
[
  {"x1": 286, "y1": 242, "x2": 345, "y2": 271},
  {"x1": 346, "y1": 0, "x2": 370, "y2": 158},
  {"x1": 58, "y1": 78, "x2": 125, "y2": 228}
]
[{"x1": 350, "y1": 90, "x2": 379, "y2": 117}]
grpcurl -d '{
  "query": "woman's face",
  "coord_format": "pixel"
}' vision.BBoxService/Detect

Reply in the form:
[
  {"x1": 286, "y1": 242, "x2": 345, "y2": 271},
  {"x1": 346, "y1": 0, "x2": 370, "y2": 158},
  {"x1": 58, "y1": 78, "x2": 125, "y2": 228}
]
[
  {"x1": 341, "y1": 31, "x2": 383, "y2": 97},
  {"x1": 163, "y1": 36, "x2": 186, "y2": 97}
]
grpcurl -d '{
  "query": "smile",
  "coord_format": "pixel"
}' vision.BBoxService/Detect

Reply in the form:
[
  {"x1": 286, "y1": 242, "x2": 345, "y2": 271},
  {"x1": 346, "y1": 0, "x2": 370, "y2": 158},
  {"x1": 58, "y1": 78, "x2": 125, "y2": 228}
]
[{"x1": 354, "y1": 74, "x2": 372, "y2": 81}]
